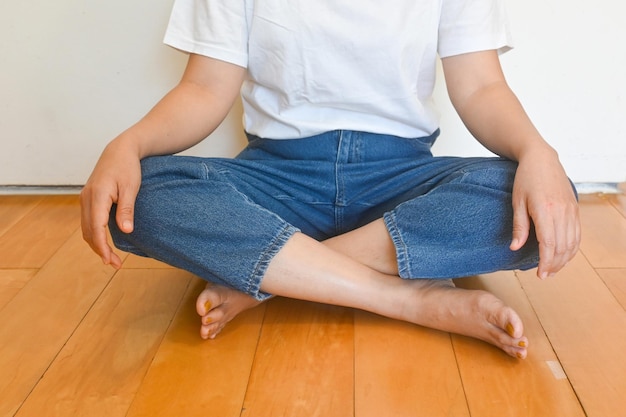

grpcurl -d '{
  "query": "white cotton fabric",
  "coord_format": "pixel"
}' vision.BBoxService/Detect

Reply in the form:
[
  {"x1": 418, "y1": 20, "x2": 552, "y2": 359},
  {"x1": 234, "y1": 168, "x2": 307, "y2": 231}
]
[{"x1": 164, "y1": 0, "x2": 513, "y2": 139}]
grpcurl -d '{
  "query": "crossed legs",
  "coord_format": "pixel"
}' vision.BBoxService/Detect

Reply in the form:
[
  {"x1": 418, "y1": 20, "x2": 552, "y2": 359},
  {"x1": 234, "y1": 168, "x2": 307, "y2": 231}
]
[
  {"x1": 114, "y1": 150, "x2": 533, "y2": 359},
  {"x1": 196, "y1": 219, "x2": 529, "y2": 359}
]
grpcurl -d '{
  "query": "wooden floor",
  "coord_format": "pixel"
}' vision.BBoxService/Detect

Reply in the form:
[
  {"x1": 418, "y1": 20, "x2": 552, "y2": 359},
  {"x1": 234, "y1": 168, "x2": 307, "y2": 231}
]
[{"x1": 1, "y1": 191, "x2": 625, "y2": 417}]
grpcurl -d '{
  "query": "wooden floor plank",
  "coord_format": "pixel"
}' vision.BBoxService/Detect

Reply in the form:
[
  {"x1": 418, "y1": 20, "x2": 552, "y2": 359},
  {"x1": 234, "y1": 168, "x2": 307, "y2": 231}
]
[
  {"x1": 122, "y1": 254, "x2": 174, "y2": 269},
  {"x1": 577, "y1": 194, "x2": 626, "y2": 268},
  {"x1": 125, "y1": 277, "x2": 266, "y2": 417},
  {"x1": 606, "y1": 186, "x2": 626, "y2": 218},
  {"x1": 241, "y1": 298, "x2": 354, "y2": 417},
  {"x1": 15, "y1": 269, "x2": 190, "y2": 417},
  {"x1": 0, "y1": 269, "x2": 38, "y2": 312},
  {"x1": 0, "y1": 195, "x2": 81, "y2": 268},
  {"x1": 517, "y1": 253, "x2": 626, "y2": 417},
  {"x1": 0, "y1": 230, "x2": 118, "y2": 417},
  {"x1": 354, "y1": 311, "x2": 469, "y2": 417},
  {"x1": 0, "y1": 195, "x2": 43, "y2": 238},
  {"x1": 596, "y1": 268, "x2": 626, "y2": 311},
  {"x1": 453, "y1": 272, "x2": 585, "y2": 417}
]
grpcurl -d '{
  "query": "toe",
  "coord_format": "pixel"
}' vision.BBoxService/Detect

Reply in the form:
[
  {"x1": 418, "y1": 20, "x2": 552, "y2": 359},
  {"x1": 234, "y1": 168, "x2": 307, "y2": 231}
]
[
  {"x1": 202, "y1": 305, "x2": 226, "y2": 325},
  {"x1": 196, "y1": 284, "x2": 219, "y2": 316},
  {"x1": 200, "y1": 321, "x2": 223, "y2": 340},
  {"x1": 504, "y1": 345, "x2": 528, "y2": 359},
  {"x1": 494, "y1": 305, "x2": 524, "y2": 340},
  {"x1": 482, "y1": 296, "x2": 528, "y2": 356}
]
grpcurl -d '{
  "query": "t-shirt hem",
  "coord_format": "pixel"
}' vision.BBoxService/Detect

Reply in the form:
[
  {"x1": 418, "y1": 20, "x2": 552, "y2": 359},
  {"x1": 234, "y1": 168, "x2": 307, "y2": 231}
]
[
  {"x1": 163, "y1": 34, "x2": 248, "y2": 68},
  {"x1": 438, "y1": 37, "x2": 514, "y2": 59}
]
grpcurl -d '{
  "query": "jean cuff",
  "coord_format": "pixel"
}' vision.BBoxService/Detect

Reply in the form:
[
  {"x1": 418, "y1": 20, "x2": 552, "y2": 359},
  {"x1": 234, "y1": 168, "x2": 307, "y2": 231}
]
[
  {"x1": 383, "y1": 211, "x2": 413, "y2": 279},
  {"x1": 246, "y1": 223, "x2": 300, "y2": 300}
]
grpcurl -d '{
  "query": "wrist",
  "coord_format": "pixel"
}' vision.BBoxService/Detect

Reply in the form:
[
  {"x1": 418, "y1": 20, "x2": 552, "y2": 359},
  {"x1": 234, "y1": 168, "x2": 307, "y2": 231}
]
[
  {"x1": 107, "y1": 130, "x2": 145, "y2": 159},
  {"x1": 515, "y1": 140, "x2": 559, "y2": 165}
]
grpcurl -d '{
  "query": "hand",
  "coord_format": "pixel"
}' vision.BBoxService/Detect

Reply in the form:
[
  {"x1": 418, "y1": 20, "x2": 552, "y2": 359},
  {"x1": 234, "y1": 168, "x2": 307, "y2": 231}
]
[
  {"x1": 509, "y1": 149, "x2": 581, "y2": 279},
  {"x1": 80, "y1": 138, "x2": 142, "y2": 269}
]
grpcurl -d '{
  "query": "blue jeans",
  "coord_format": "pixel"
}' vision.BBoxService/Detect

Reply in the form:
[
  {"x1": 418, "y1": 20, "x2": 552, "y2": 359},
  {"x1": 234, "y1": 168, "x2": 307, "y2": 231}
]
[{"x1": 110, "y1": 130, "x2": 539, "y2": 300}]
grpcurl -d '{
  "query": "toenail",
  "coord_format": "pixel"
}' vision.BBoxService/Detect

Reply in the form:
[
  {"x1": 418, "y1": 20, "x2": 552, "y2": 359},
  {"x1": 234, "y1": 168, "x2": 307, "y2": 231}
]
[
  {"x1": 518, "y1": 341, "x2": 527, "y2": 348},
  {"x1": 204, "y1": 300, "x2": 212, "y2": 312},
  {"x1": 516, "y1": 352, "x2": 523, "y2": 359},
  {"x1": 506, "y1": 323, "x2": 515, "y2": 337}
]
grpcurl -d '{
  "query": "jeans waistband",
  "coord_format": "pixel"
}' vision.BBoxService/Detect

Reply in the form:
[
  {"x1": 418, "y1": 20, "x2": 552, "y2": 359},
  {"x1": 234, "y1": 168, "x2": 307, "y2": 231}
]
[{"x1": 241, "y1": 129, "x2": 440, "y2": 163}]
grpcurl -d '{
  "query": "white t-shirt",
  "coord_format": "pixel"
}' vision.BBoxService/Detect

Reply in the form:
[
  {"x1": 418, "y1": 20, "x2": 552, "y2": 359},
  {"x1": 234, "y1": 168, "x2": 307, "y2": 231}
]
[{"x1": 164, "y1": 0, "x2": 513, "y2": 139}]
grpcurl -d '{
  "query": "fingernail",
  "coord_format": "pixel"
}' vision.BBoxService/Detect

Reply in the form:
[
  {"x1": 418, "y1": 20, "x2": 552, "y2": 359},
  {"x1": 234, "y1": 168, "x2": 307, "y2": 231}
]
[
  {"x1": 506, "y1": 323, "x2": 515, "y2": 337},
  {"x1": 123, "y1": 220, "x2": 133, "y2": 231}
]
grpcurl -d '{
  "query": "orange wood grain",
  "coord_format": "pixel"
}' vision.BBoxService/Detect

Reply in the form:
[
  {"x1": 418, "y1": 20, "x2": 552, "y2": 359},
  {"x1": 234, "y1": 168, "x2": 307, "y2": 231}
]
[
  {"x1": 0, "y1": 269, "x2": 37, "y2": 311},
  {"x1": 15, "y1": 269, "x2": 190, "y2": 417},
  {"x1": 0, "y1": 195, "x2": 81, "y2": 268},
  {"x1": 126, "y1": 277, "x2": 266, "y2": 417},
  {"x1": 241, "y1": 298, "x2": 354, "y2": 417},
  {"x1": 0, "y1": 230, "x2": 118, "y2": 417},
  {"x1": 0, "y1": 195, "x2": 43, "y2": 237},
  {"x1": 122, "y1": 254, "x2": 174, "y2": 269},
  {"x1": 517, "y1": 253, "x2": 626, "y2": 417},
  {"x1": 354, "y1": 310, "x2": 469, "y2": 417},
  {"x1": 453, "y1": 272, "x2": 585, "y2": 417},
  {"x1": 606, "y1": 187, "x2": 626, "y2": 218},
  {"x1": 596, "y1": 268, "x2": 626, "y2": 310},
  {"x1": 577, "y1": 194, "x2": 626, "y2": 268}
]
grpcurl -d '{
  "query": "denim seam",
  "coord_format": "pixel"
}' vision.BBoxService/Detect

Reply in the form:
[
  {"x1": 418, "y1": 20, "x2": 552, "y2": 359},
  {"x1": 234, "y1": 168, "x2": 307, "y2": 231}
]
[
  {"x1": 246, "y1": 223, "x2": 298, "y2": 300},
  {"x1": 334, "y1": 131, "x2": 345, "y2": 233},
  {"x1": 383, "y1": 211, "x2": 412, "y2": 279}
]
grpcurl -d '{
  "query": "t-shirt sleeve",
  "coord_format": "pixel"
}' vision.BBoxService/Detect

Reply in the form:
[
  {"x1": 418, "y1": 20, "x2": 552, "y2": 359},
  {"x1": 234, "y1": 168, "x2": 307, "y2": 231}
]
[
  {"x1": 438, "y1": 0, "x2": 513, "y2": 58},
  {"x1": 163, "y1": 0, "x2": 249, "y2": 68}
]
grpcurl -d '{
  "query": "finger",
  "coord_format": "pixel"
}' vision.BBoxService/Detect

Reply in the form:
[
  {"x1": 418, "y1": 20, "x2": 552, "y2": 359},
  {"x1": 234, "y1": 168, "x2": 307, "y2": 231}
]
[
  {"x1": 80, "y1": 188, "x2": 104, "y2": 257},
  {"x1": 568, "y1": 203, "x2": 581, "y2": 259},
  {"x1": 510, "y1": 200, "x2": 530, "y2": 251},
  {"x1": 532, "y1": 213, "x2": 557, "y2": 280},
  {"x1": 107, "y1": 250, "x2": 124, "y2": 270},
  {"x1": 91, "y1": 195, "x2": 116, "y2": 265},
  {"x1": 115, "y1": 183, "x2": 138, "y2": 234},
  {"x1": 81, "y1": 187, "x2": 119, "y2": 268},
  {"x1": 547, "y1": 216, "x2": 569, "y2": 276},
  {"x1": 550, "y1": 202, "x2": 581, "y2": 274}
]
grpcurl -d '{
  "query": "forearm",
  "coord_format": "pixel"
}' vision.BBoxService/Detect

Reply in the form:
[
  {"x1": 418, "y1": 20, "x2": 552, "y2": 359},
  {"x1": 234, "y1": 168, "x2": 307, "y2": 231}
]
[
  {"x1": 454, "y1": 80, "x2": 557, "y2": 163},
  {"x1": 113, "y1": 81, "x2": 234, "y2": 159},
  {"x1": 108, "y1": 54, "x2": 246, "y2": 160},
  {"x1": 442, "y1": 51, "x2": 560, "y2": 164}
]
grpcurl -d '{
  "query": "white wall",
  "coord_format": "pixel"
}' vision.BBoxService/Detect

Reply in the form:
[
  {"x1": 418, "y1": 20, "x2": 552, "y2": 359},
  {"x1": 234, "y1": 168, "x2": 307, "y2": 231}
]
[
  {"x1": 0, "y1": 0, "x2": 247, "y2": 186},
  {"x1": 0, "y1": 0, "x2": 624, "y2": 186},
  {"x1": 432, "y1": 0, "x2": 626, "y2": 184}
]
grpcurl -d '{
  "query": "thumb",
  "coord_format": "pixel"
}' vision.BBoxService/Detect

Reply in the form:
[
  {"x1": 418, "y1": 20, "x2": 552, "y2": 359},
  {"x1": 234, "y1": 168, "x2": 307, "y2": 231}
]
[
  {"x1": 510, "y1": 201, "x2": 531, "y2": 251},
  {"x1": 115, "y1": 185, "x2": 137, "y2": 234}
]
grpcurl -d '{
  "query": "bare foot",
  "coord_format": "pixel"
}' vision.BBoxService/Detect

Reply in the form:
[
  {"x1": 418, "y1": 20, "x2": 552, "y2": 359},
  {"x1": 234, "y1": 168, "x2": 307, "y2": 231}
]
[
  {"x1": 322, "y1": 225, "x2": 528, "y2": 358},
  {"x1": 396, "y1": 279, "x2": 528, "y2": 358},
  {"x1": 195, "y1": 279, "x2": 526, "y2": 357},
  {"x1": 195, "y1": 283, "x2": 263, "y2": 339}
]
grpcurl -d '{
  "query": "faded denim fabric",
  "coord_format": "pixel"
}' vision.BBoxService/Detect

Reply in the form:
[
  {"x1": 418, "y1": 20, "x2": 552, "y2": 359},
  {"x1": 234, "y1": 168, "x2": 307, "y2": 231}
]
[{"x1": 110, "y1": 130, "x2": 539, "y2": 300}]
